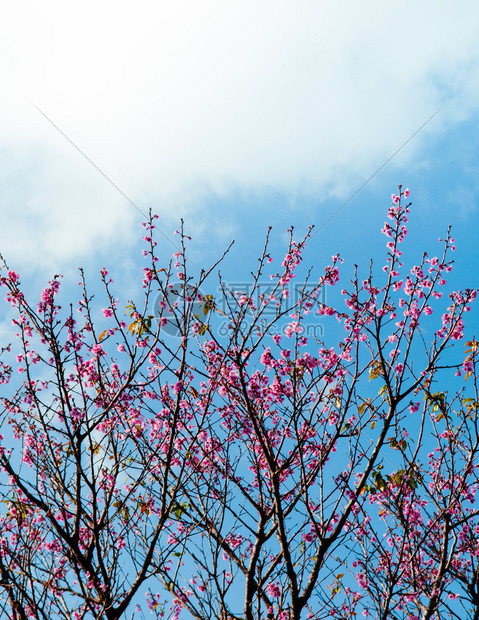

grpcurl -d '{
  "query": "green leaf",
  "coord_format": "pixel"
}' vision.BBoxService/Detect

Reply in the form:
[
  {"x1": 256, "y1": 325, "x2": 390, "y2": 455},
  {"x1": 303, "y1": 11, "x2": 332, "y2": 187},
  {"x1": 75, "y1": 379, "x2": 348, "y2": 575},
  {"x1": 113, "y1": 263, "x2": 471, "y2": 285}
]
[
  {"x1": 200, "y1": 294, "x2": 216, "y2": 316},
  {"x1": 378, "y1": 384, "x2": 388, "y2": 397},
  {"x1": 375, "y1": 476, "x2": 386, "y2": 491},
  {"x1": 425, "y1": 391, "x2": 446, "y2": 413}
]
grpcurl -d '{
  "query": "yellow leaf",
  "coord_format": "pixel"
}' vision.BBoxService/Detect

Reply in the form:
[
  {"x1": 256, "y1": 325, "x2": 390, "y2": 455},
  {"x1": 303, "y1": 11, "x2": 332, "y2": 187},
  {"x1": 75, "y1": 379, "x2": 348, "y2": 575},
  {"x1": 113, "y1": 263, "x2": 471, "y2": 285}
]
[
  {"x1": 89, "y1": 443, "x2": 100, "y2": 455},
  {"x1": 369, "y1": 362, "x2": 382, "y2": 381},
  {"x1": 465, "y1": 340, "x2": 478, "y2": 354}
]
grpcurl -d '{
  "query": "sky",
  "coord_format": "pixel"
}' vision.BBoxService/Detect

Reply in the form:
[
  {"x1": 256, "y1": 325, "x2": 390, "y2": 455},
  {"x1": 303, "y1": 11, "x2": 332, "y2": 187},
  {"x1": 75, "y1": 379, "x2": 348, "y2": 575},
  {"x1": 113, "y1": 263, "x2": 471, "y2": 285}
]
[{"x1": 0, "y1": 0, "x2": 478, "y2": 286}]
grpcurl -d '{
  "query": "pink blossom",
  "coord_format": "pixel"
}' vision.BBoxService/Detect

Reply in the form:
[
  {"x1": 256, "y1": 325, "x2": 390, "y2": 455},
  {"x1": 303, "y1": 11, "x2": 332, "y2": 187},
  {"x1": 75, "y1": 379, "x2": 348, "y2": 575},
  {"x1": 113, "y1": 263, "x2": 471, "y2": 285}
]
[
  {"x1": 266, "y1": 582, "x2": 281, "y2": 598},
  {"x1": 92, "y1": 344, "x2": 105, "y2": 357},
  {"x1": 7, "y1": 270, "x2": 20, "y2": 283}
]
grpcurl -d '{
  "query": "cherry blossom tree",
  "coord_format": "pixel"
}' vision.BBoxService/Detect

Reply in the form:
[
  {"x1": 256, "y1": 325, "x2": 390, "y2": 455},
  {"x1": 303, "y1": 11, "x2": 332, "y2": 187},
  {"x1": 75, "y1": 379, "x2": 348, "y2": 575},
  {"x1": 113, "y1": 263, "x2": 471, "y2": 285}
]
[{"x1": 0, "y1": 187, "x2": 477, "y2": 620}]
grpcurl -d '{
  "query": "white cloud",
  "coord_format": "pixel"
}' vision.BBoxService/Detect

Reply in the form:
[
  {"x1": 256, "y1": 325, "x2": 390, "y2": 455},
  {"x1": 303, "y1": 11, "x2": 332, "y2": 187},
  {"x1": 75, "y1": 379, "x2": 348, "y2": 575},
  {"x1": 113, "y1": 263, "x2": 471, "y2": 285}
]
[{"x1": 1, "y1": 0, "x2": 479, "y2": 269}]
